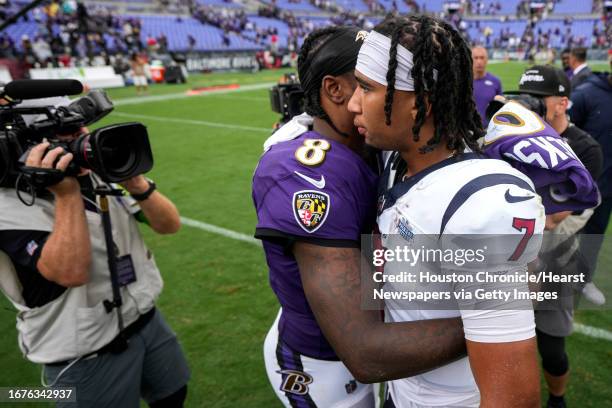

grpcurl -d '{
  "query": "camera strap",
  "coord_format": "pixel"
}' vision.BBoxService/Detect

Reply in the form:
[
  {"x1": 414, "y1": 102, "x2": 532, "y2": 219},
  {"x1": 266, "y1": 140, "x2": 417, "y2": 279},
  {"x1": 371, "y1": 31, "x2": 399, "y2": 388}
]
[
  {"x1": 18, "y1": 166, "x2": 65, "y2": 188},
  {"x1": 15, "y1": 166, "x2": 66, "y2": 206},
  {"x1": 0, "y1": 132, "x2": 11, "y2": 186},
  {"x1": 95, "y1": 185, "x2": 129, "y2": 352}
]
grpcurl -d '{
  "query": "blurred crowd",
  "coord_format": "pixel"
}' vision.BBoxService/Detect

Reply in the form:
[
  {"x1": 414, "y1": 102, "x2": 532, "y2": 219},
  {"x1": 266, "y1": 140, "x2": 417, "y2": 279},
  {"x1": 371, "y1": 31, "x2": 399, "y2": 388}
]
[
  {"x1": 0, "y1": 0, "x2": 151, "y2": 68},
  {"x1": 0, "y1": 0, "x2": 610, "y2": 71},
  {"x1": 440, "y1": 0, "x2": 611, "y2": 57}
]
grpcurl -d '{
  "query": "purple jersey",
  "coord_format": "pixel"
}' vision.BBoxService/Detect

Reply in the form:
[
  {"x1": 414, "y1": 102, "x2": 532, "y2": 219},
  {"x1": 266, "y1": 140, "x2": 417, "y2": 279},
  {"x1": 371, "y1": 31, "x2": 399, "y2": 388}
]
[
  {"x1": 252, "y1": 131, "x2": 378, "y2": 359},
  {"x1": 473, "y1": 72, "x2": 503, "y2": 126},
  {"x1": 484, "y1": 101, "x2": 599, "y2": 214}
]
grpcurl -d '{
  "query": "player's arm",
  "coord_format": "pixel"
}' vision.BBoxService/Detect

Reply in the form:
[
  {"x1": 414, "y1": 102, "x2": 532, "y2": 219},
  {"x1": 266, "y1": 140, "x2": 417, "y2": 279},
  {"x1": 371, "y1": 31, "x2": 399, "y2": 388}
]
[
  {"x1": 295, "y1": 242, "x2": 466, "y2": 383},
  {"x1": 467, "y1": 339, "x2": 540, "y2": 408},
  {"x1": 458, "y1": 183, "x2": 543, "y2": 408},
  {"x1": 545, "y1": 211, "x2": 572, "y2": 230},
  {"x1": 455, "y1": 271, "x2": 540, "y2": 408}
]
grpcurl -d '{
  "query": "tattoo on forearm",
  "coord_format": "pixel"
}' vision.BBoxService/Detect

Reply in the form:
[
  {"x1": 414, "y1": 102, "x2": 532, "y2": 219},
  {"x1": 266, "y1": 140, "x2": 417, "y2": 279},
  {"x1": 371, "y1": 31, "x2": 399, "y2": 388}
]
[{"x1": 296, "y1": 244, "x2": 466, "y2": 382}]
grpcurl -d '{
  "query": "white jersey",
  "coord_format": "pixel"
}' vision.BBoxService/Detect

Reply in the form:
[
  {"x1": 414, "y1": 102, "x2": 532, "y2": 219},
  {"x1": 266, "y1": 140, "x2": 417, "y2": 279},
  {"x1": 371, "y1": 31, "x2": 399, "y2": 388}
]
[
  {"x1": 263, "y1": 310, "x2": 378, "y2": 408},
  {"x1": 377, "y1": 153, "x2": 545, "y2": 407}
]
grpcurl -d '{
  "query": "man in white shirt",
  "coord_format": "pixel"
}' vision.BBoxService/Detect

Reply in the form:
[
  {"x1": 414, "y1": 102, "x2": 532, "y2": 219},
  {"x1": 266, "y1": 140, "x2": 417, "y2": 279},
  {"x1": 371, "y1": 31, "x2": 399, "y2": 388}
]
[{"x1": 568, "y1": 47, "x2": 591, "y2": 89}]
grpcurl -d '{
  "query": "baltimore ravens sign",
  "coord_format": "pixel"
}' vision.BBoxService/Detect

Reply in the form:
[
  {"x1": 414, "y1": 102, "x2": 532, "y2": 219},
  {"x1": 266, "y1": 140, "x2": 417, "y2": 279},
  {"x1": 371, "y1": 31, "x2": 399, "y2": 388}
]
[{"x1": 293, "y1": 190, "x2": 330, "y2": 233}]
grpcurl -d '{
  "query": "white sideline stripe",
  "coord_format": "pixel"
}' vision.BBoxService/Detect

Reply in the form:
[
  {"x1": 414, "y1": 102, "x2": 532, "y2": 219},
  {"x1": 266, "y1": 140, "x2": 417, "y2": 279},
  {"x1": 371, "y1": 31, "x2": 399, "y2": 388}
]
[
  {"x1": 214, "y1": 95, "x2": 268, "y2": 102},
  {"x1": 180, "y1": 216, "x2": 261, "y2": 246},
  {"x1": 179, "y1": 215, "x2": 611, "y2": 342},
  {"x1": 111, "y1": 111, "x2": 271, "y2": 133},
  {"x1": 574, "y1": 323, "x2": 612, "y2": 342},
  {"x1": 114, "y1": 82, "x2": 275, "y2": 106}
]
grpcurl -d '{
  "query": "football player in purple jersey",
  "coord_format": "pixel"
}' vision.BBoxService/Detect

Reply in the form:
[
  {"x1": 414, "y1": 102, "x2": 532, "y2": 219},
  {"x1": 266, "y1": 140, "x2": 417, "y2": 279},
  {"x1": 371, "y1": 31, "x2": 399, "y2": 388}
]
[{"x1": 252, "y1": 26, "x2": 466, "y2": 407}]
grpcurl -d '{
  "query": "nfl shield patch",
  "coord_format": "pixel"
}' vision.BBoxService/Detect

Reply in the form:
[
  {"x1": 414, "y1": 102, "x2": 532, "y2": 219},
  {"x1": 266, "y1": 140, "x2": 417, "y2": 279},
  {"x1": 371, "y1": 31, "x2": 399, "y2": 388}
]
[
  {"x1": 26, "y1": 240, "x2": 39, "y2": 256},
  {"x1": 293, "y1": 190, "x2": 330, "y2": 233}
]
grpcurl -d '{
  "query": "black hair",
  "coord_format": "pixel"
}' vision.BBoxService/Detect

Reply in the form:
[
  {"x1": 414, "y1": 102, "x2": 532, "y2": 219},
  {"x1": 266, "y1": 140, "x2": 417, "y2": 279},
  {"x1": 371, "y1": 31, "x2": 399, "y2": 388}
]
[
  {"x1": 570, "y1": 47, "x2": 587, "y2": 62},
  {"x1": 297, "y1": 26, "x2": 346, "y2": 119},
  {"x1": 375, "y1": 15, "x2": 483, "y2": 153}
]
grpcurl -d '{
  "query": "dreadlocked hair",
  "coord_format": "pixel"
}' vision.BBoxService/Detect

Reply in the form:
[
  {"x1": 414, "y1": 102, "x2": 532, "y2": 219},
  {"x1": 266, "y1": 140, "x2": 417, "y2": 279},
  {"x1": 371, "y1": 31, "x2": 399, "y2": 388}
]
[
  {"x1": 297, "y1": 26, "x2": 343, "y2": 118},
  {"x1": 376, "y1": 15, "x2": 484, "y2": 153}
]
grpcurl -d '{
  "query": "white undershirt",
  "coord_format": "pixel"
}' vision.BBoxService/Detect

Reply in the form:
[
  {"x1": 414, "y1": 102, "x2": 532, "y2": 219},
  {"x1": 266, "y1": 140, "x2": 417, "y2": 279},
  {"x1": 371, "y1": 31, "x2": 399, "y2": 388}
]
[{"x1": 573, "y1": 63, "x2": 588, "y2": 75}]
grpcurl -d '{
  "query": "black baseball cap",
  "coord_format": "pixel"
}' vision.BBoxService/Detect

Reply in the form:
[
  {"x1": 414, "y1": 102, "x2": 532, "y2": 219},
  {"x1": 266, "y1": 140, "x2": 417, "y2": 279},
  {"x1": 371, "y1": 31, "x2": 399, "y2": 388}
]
[{"x1": 507, "y1": 65, "x2": 571, "y2": 97}]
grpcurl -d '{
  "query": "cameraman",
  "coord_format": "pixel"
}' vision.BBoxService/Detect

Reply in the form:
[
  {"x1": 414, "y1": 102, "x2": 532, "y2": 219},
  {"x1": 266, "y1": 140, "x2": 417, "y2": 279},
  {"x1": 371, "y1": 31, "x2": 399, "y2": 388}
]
[{"x1": 0, "y1": 128, "x2": 190, "y2": 407}]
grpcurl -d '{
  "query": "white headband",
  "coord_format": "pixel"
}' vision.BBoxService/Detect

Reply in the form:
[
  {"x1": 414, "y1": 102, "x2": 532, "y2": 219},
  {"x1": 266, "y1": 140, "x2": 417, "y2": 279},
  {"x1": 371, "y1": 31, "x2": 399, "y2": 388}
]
[{"x1": 356, "y1": 30, "x2": 437, "y2": 91}]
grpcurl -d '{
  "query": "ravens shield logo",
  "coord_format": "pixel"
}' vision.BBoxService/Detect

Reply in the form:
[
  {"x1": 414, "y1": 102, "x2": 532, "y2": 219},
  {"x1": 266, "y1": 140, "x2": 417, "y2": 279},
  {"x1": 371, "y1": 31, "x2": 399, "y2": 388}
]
[{"x1": 293, "y1": 190, "x2": 330, "y2": 233}]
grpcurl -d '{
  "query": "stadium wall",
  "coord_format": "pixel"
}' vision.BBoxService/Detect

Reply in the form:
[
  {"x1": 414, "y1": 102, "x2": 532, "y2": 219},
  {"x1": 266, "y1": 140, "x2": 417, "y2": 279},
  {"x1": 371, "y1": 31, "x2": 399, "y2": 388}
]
[
  {"x1": 491, "y1": 48, "x2": 611, "y2": 61},
  {"x1": 185, "y1": 52, "x2": 258, "y2": 72}
]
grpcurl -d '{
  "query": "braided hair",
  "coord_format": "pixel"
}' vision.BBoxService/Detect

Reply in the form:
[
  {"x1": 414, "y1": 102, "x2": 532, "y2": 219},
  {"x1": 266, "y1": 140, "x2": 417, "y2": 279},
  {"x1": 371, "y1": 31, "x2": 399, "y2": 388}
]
[
  {"x1": 376, "y1": 15, "x2": 484, "y2": 153},
  {"x1": 297, "y1": 26, "x2": 344, "y2": 119}
]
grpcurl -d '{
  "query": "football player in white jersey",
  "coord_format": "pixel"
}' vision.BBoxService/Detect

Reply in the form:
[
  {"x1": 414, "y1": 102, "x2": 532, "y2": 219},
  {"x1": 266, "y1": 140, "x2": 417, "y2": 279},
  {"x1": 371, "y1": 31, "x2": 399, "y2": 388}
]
[{"x1": 348, "y1": 15, "x2": 545, "y2": 407}]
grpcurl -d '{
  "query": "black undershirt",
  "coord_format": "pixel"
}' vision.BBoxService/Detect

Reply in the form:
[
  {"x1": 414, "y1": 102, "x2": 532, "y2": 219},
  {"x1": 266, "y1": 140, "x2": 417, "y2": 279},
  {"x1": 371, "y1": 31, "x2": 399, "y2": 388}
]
[{"x1": 0, "y1": 176, "x2": 99, "y2": 308}]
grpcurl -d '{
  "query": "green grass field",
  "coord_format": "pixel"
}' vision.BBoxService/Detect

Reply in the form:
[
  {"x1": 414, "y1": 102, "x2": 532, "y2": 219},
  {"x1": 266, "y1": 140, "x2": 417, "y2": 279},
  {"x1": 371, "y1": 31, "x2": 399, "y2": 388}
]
[{"x1": 0, "y1": 61, "x2": 610, "y2": 407}]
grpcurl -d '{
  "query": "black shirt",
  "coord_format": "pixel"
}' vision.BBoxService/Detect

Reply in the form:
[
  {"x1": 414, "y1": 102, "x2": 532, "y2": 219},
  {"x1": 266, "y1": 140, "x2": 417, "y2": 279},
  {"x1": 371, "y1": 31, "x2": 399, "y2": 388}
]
[
  {"x1": 0, "y1": 175, "x2": 99, "y2": 308},
  {"x1": 0, "y1": 229, "x2": 64, "y2": 308},
  {"x1": 561, "y1": 123, "x2": 603, "y2": 180}
]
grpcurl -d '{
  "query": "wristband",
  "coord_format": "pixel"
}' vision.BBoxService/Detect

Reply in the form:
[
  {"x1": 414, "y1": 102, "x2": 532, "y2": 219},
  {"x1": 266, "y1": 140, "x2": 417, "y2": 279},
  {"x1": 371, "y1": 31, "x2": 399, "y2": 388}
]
[{"x1": 131, "y1": 179, "x2": 156, "y2": 201}]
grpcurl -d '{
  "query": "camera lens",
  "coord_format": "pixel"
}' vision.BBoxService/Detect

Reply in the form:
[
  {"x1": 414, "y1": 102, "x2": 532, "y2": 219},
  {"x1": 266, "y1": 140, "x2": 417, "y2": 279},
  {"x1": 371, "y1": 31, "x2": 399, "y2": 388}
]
[
  {"x1": 71, "y1": 123, "x2": 153, "y2": 182},
  {"x1": 98, "y1": 131, "x2": 137, "y2": 176}
]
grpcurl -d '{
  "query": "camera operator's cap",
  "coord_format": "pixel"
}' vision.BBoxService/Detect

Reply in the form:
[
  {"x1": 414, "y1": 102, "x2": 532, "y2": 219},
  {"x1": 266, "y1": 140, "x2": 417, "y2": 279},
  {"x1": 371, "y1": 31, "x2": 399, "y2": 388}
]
[{"x1": 508, "y1": 65, "x2": 571, "y2": 97}]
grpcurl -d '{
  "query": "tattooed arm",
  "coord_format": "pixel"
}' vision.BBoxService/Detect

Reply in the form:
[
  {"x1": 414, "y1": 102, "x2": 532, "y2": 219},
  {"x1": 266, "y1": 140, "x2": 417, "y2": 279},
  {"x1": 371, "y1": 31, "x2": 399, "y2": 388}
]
[{"x1": 294, "y1": 242, "x2": 466, "y2": 383}]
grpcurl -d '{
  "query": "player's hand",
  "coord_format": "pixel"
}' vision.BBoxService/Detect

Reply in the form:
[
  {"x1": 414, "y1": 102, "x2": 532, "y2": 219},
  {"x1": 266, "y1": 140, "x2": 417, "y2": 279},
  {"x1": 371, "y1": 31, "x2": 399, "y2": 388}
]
[
  {"x1": 25, "y1": 141, "x2": 80, "y2": 197},
  {"x1": 119, "y1": 174, "x2": 149, "y2": 195},
  {"x1": 493, "y1": 94, "x2": 507, "y2": 104}
]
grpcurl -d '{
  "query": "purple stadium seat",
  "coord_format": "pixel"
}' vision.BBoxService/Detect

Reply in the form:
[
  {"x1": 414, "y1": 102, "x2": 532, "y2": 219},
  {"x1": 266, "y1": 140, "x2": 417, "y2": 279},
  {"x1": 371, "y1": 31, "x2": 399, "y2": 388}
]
[
  {"x1": 195, "y1": 0, "x2": 242, "y2": 9},
  {"x1": 246, "y1": 16, "x2": 290, "y2": 48},
  {"x1": 554, "y1": 0, "x2": 593, "y2": 14},
  {"x1": 261, "y1": 0, "x2": 319, "y2": 12},
  {"x1": 334, "y1": 0, "x2": 370, "y2": 12},
  {"x1": 1, "y1": 0, "x2": 606, "y2": 54}
]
